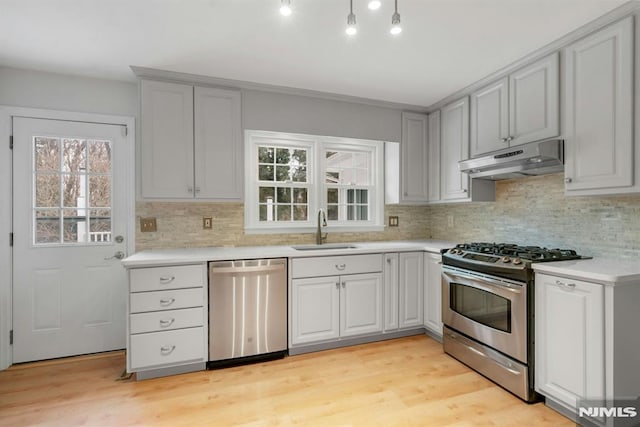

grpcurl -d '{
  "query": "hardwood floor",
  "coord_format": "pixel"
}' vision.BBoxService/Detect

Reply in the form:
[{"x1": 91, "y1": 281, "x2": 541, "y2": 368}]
[{"x1": 0, "y1": 335, "x2": 572, "y2": 426}]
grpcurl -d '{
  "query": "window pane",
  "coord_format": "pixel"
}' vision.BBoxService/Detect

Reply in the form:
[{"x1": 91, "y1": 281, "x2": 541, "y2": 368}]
[
  {"x1": 353, "y1": 152, "x2": 369, "y2": 168},
  {"x1": 293, "y1": 205, "x2": 307, "y2": 221},
  {"x1": 259, "y1": 165, "x2": 274, "y2": 181},
  {"x1": 276, "y1": 148, "x2": 291, "y2": 164},
  {"x1": 35, "y1": 209, "x2": 60, "y2": 243},
  {"x1": 276, "y1": 165, "x2": 290, "y2": 182},
  {"x1": 356, "y1": 169, "x2": 370, "y2": 185},
  {"x1": 62, "y1": 174, "x2": 82, "y2": 207},
  {"x1": 35, "y1": 137, "x2": 59, "y2": 171},
  {"x1": 277, "y1": 205, "x2": 291, "y2": 221},
  {"x1": 327, "y1": 188, "x2": 338, "y2": 204},
  {"x1": 259, "y1": 187, "x2": 275, "y2": 203},
  {"x1": 89, "y1": 209, "x2": 111, "y2": 242},
  {"x1": 327, "y1": 205, "x2": 338, "y2": 221},
  {"x1": 276, "y1": 187, "x2": 291, "y2": 203},
  {"x1": 326, "y1": 171, "x2": 339, "y2": 184},
  {"x1": 293, "y1": 188, "x2": 307, "y2": 203},
  {"x1": 62, "y1": 139, "x2": 87, "y2": 173},
  {"x1": 292, "y1": 149, "x2": 306, "y2": 165},
  {"x1": 259, "y1": 204, "x2": 273, "y2": 222},
  {"x1": 63, "y1": 216, "x2": 81, "y2": 243},
  {"x1": 291, "y1": 166, "x2": 306, "y2": 182},
  {"x1": 35, "y1": 174, "x2": 60, "y2": 208},
  {"x1": 88, "y1": 140, "x2": 112, "y2": 173},
  {"x1": 357, "y1": 189, "x2": 368, "y2": 203},
  {"x1": 258, "y1": 147, "x2": 274, "y2": 163},
  {"x1": 89, "y1": 176, "x2": 111, "y2": 207}
]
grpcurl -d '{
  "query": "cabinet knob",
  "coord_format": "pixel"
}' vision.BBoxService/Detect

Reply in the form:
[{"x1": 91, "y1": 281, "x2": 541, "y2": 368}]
[
  {"x1": 159, "y1": 275, "x2": 175, "y2": 284},
  {"x1": 159, "y1": 298, "x2": 176, "y2": 306},
  {"x1": 160, "y1": 345, "x2": 176, "y2": 355},
  {"x1": 463, "y1": 189, "x2": 468, "y2": 193},
  {"x1": 501, "y1": 137, "x2": 508, "y2": 143},
  {"x1": 195, "y1": 186, "x2": 201, "y2": 193},
  {"x1": 564, "y1": 177, "x2": 573, "y2": 184},
  {"x1": 187, "y1": 186, "x2": 194, "y2": 193},
  {"x1": 506, "y1": 136, "x2": 514, "y2": 142},
  {"x1": 335, "y1": 264, "x2": 346, "y2": 271}
]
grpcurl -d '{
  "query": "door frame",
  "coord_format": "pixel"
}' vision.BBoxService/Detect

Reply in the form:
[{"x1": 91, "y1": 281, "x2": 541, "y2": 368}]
[{"x1": 0, "y1": 106, "x2": 135, "y2": 370}]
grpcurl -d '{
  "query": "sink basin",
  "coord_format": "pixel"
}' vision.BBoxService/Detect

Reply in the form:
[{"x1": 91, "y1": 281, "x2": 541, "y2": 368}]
[{"x1": 292, "y1": 243, "x2": 358, "y2": 251}]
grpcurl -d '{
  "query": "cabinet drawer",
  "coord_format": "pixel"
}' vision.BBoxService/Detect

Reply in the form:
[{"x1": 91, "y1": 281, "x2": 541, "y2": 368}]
[
  {"x1": 130, "y1": 265, "x2": 204, "y2": 292},
  {"x1": 130, "y1": 307, "x2": 204, "y2": 334},
  {"x1": 292, "y1": 254, "x2": 383, "y2": 278},
  {"x1": 129, "y1": 327, "x2": 205, "y2": 370},
  {"x1": 130, "y1": 288, "x2": 204, "y2": 313}
]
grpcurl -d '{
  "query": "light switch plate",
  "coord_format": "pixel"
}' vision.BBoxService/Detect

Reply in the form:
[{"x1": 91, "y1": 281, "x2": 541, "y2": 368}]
[
  {"x1": 203, "y1": 217, "x2": 213, "y2": 229},
  {"x1": 388, "y1": 216, "x2": 399, "y2": 227},
  {"x1": 140, "y1": 217, "x2": 157, "y2": 232}
]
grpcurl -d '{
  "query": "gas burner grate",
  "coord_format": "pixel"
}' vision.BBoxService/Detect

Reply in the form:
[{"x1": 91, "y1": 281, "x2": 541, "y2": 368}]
[{"x1": 455, "y1": 242, "x2": 583, "y2": 262}]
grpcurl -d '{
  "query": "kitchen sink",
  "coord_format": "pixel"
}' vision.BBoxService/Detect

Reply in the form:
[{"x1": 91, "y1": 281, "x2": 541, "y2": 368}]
[{"x1": 292, "y1": 243, "x2": 358, "y2": 251}]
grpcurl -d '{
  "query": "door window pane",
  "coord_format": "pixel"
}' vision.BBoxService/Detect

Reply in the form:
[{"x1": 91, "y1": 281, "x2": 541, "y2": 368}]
[
  {"x1": 62, "y1": 139, "x2": 87, "y2": 173},
  {"x1": 35, "y1": 209, "x2": 60, "y2": 244},
  {"x1": 88, "y1": 141, "x2": 111, "y2": 173},
  {"x1": 35, "y1": 174, "x2": 60, "y2": 207},
  {"x1": 35, "y1": 138, "x2": 59, "y2": 171}
]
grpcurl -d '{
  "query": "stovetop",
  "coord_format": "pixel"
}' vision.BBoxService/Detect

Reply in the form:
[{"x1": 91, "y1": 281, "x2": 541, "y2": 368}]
[{"x1": 442, "y1": 242, "x2": 589, "y2": 282}]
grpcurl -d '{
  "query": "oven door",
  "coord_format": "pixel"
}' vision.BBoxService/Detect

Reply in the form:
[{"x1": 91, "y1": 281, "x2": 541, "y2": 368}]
[{"x1": 442, "y1": 266, "x2": 527, "y2": 363}]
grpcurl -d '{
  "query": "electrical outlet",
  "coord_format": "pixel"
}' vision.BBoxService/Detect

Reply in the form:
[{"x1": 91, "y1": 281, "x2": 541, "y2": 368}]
[
  {"x1": 447, "y1": 215, "x2": 454, "y2": 228},
  {"x1": 140, "y1": 217, "x2": 157, "y2": 232},
  {"x1": 388, "y1": 216, "x2": 399, "y2": 227},
  {"x1": 203, "y1": 217, "x2": 213, "y2": 229}
]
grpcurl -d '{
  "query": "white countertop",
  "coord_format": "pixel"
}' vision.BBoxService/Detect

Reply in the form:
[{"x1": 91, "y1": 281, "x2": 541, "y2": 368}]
[
  {"x1": 122, "y1": 239, "x2": 456, "y2": 268},
  {"x1": 532, "y1": 258, "x2": 640, "y2": 285}
]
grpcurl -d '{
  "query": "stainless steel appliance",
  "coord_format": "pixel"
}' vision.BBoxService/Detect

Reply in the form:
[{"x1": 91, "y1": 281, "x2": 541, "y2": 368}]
[
  {"x1": 208, "y1": 258, "x2": 287, "y2": 365},
  {"x1": 459, "y1": 139, "x2": 563, "y2": 180},
  {"x1": 441, "y1": 243, "x2": 587, "y2": 402}
]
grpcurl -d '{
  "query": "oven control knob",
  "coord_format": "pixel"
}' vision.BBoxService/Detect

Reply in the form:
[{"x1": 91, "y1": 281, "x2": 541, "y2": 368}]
[
  {"x1": 512, "y1": 258, "x2": 522, "y2": 265},
  {"x1": 449, "y1": 248, "x2": 456, "y2": 254},
  {"x1": 501, "y1": 256, "x2": 511, "y2": 263}
]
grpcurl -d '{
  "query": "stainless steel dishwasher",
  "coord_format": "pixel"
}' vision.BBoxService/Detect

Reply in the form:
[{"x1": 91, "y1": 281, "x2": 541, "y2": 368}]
[{"x1": 208, "y1": 258, "x2": 287, "y2": 365}]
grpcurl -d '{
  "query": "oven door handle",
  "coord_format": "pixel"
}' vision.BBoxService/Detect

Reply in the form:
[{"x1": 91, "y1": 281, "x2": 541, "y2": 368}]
[{"x1": 442, "y1": 268, "x2": 523, "y2": 296}]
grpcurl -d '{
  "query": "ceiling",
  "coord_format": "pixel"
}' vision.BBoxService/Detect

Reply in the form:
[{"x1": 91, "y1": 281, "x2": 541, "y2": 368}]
[{"x1": 0, "y1": 0, "x2": 629, "y2": 107}]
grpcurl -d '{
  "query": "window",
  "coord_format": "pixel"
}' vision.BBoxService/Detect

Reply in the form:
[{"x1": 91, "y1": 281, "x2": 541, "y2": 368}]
[
  {"x1": 245, "y1": 130, "x2": 384, "y2": 233},
  {"x1": 33, "y1": 136, "x2": 112, "y2": 245}
]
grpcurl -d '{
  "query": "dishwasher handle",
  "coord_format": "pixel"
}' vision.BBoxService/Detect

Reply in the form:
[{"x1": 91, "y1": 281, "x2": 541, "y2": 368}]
[{"x1": 209, "y1": 264, "x2": 285, "y2": 274}]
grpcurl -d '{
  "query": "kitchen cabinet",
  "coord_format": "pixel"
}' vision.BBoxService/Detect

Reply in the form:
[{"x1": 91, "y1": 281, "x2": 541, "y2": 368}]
[
  {"x1": 423, "y1": 252, "x2": 442, "y2": 338},
  {"x1": 427, "y1": 111, "x2": 441, "y2": 202},
  {"x1": 470, "y1": 52, "x2": 559, "y2": 157},
  {"x1": 140, "y1": 79, "x2": 242, "y2": 200},
  {"x1": 290, "y1": 254, "x2": 383, "y2": 346},
  {"x1": 563, "y1": 16, "x2": 637, "y2": 196},
  {"x1": 383, "y1": 253, "x2": 399, "y2": 331},
  {"x1": 383, "y1": 252, "x2": 424, "y2": 331},
  {"x1": 127, "y1": 264, "x2": 208, "y2": 379},
  {"x1": 440, "y1": 97, "x2": 495, "y2": 202},
  {"x1": 401, "y1": 112, "x2": 429, "y2": 203},
  {"x1": 535, "y1": 271, "x2": 640, "y2": 423}
]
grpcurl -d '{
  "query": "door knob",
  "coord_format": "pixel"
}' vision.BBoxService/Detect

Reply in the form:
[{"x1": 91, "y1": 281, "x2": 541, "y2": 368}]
[
  {"x1": 104, "y1": 251, "x2": 125, "y2": 260},
  {"x1": 114, "y1": 235, "x2": 124, "y2": 243}
]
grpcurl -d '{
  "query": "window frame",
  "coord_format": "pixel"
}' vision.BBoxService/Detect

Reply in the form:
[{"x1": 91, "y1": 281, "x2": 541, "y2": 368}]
[{"x1": 245, "y1": 130, "x2": 384, "y2": 234}]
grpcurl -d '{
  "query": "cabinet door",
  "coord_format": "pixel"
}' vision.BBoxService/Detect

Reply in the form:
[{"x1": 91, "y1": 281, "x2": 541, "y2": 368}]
[
  {"x1": 535, "y1": 273, "x2": 604, "y2": 410},
  {"x1": 141, "y1": 80, "x2": 194, "y2": 198},
  {"x1": 509, "y1": 52, "x2": 559, "y2": 146},
  {"x1": 401, "y1": 112, "x2": 429, "y2": 203},
  {"x1": 291, "y1": 276, "x2": 340, "y2": 345},
  {"x1": 383, "y1": 253, "x2": 399, "y2": 332},
  {"x1": 341, "y1": 273, "x2": 383, "y2": 337},
  {"x1": 441, "y1": 97, "x2": 470, "y2": 201},
  {"x1": 399, "y1": 252, "x2": 424, "y2": 328},
  {"x1": 470, "y1": 77, "x2": 509, "y2": 157},
  {"x1": 194, "y1": 87, "x2": 243, "y2": 200},
  {"x1": 564, "y1": 17, "x2": 634, "y2": 193},
  {"x1": 423, "y1": 253, "x2": 442, "y2": 336},
  {"x1": 427, "y1": 111, "x2": 441, "y2": 202}
]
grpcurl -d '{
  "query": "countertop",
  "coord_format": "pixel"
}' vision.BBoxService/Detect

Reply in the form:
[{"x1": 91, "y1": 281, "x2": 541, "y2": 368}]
[
  {"x1": 121, "y1": 239, "x2": 456, "y2": 268},
  {"x1": 532, "y1": 258, "x2": 640, "y2": 285}
]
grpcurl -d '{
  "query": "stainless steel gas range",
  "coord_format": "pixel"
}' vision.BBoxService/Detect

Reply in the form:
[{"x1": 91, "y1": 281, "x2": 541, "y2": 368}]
[{"x1": 441, "y1": 243, "x2": 588, "y2": 402}]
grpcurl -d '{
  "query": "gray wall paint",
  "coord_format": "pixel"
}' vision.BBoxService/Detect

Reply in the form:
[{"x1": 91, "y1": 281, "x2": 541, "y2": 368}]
[
  {"x1": 0, "y1": 66, "x2": 138, "y2": 116},
  {"x1": 242, "y1": 89, "x2": 402, "y2": 142}
]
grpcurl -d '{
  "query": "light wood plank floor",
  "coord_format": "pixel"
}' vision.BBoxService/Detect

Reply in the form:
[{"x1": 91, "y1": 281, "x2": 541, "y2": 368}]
[{"x1": 0, "y1": 335, "x2": 572, "y2": 426}]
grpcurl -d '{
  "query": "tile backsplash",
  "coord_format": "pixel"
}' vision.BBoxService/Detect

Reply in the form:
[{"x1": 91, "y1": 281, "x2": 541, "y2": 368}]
[
  {"x1": 136, "y1": 173, "x2": 640, "y2": 259},
  {"x1": 429, "y1": 173, "x2": 640, "y2": 259}
]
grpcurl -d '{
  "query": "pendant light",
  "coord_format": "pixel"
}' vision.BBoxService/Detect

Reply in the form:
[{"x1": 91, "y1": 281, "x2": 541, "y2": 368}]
[
  {"x1": 346, "y1": 0, "x2": 357, "y2": 36},
  {"x1": 390, "y1": 0, "x2": 402, "y2": 35},
  {"x1": 367, "y1": 0, "x2": 382, "y2": 10},
  {"x1": 280, "y1": 0, "x2": 292, "y2": 16}
]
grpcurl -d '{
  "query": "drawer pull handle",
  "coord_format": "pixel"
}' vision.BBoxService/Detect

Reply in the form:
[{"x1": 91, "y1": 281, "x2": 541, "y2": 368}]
[
  {"x1": 159, "y1": 298, "x2": 175, "y2": 306},
  {"x1": 555, "y1": 280, "x2": 576, "y2": 289},
  {"x1": 335, "y1": 264, "x2": 346, "y2": 271},
  {"x1": 160, "y1": 345, "x2": 176, "y2": 355},
  {"x1": 159, "y1": 276, "x2": 175, "y2": 284},
  {"x1": 159, "y1": 318, "x2": 175, "y2": 328}
]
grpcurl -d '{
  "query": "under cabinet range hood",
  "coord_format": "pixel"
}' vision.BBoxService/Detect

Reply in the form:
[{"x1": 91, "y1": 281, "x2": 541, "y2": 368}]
[{"x1": 459, "y1": 139, "x2": 564, "y2": 180}]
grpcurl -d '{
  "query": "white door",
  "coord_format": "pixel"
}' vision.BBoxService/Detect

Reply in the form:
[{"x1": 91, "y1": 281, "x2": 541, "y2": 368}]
[
  {"x1": 398, "y1": 252, "x2": 424, "y2": 328},
  {"x1": 340, "y1": 273, "x2": 383, "y2": 337},
  {"x1": 441, "y1": 97, "x2": 470, "y2": 201},
  {"x1": 423, "y1": 253, "x2": 443, "y2": 336},
  {"x1": 290, "y1": 276, "x2": 340, "y2": 345},
  {"x1": 12, "y1": 117, "x2": 129, "y2": 363},
  {"x1": 470, "y1": 77, "x2": 509, "y2": 157}
]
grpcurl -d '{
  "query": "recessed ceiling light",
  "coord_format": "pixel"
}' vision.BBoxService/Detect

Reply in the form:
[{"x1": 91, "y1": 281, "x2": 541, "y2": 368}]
[
  {"x1": 368, "y1": 1, "x2": 382, "y2": 10},
  {"x1": 346, "y1": 0, "x2": 357, "y2": 36},
  {"x1": 280, "y1": 0, "x2": 292, "y2": 16}
]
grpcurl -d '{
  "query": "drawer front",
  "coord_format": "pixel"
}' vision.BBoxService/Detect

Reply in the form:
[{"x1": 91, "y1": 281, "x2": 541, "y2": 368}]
[
  {"x1": 130, "y1": 307, "x2": 204, "y2": 334},
  {"x1": 130, "y1": 264, "x2": 204, "y2": 292},
  {"x1": 130, "y1": 288, "x2": 204, "y2": 313},
  {"x1": 129, "y1": 327, "x2": 205, "y2": 370},
  {"x1": 292, "y1": 254, "x2": 383, "y2": 278}
]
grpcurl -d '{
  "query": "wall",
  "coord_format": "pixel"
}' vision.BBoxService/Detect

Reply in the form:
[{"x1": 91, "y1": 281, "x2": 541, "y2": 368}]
[{"x1": 429, "y1": 174, "x2": 640, "y2": 259}]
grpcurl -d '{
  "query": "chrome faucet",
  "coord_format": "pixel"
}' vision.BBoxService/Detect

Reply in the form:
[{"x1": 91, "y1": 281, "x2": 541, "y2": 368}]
[{"x1": 316, "y1": 209, "x2": 328, "y2": 245}]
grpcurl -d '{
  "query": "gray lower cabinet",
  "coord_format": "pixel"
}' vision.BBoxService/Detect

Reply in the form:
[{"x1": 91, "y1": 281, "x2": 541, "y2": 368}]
[
  {"x1": 383, "y1": 252, "x2": 424, "y2": 332},
  {"x1": 423, "y1": 252, "x2": 443, "y2": 338}
]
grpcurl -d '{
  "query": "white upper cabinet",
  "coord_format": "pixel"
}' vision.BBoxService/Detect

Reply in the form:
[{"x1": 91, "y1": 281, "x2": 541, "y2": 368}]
[
  {"x1": 427, "y1": 111, "x2": 441, "y2": 202},
  {"x1": 563, "y1": 16, "x2": 635, "y2": 195},
  {"x1": 401, "y1": 112, "x2": 429, "y2": 203},
  {"x1": 140, "y1": 79, "x2": 243, "y2": 200},
  {"x1": 441, "y1": 97, "x2": 470, "y2": 200},
  {"x1": 141, "y1": 80, "x2": 194, "y2": 199},
  {"x1": 470, "y1": 52, "x2": 559, "y2": 157}
]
